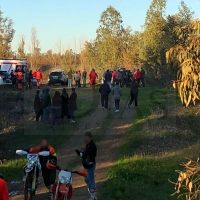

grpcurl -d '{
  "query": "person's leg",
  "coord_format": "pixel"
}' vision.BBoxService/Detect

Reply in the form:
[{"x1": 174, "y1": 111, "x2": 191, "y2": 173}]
[
  {"x1": 84, "y1": 169, "x2": 91, "y2": 190},
  {"x1": 117, "y1": 99, "x2": 120, "y2": 110},
  {"x1": 71, "y1": 109, "x2": 75, "y2": 122},
  {"x1": 101, "y1": 95, "x2": 105, "y2": 108},
  {"x1": 129, "y1": 92, "x2": 134, "y2": 106},
  {"x1": 114, "y1": 99, "x2": 117, "y2": 110},
  {"x1": 43, "y1": 108, "x2": 47, "y2": 123},
  {"x1": 135, "y1": 92, "x2": 138, "y2": 106},
  {"x1": 105, "y1": 95, "x2": 108, "y2": 109},
  {"x1": 87, "y1": 165, "x2": 97, "y2": 199}
]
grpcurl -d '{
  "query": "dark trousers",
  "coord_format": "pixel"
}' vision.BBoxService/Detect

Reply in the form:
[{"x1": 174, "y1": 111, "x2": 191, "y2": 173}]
[
  {"x1": 129, "y1": 92, "x2": 138, "y2": 106},
  {"x1": 136, "y1": 78, "x2": 141, "y2": 86},
  {"x1": 101, "y1": 95, "x2": 108, "y2": 109},
  {"x1": 141, "y1": 77, "x2": 145, "y2": 87},
  {"x1": 114, "y1": 99, "x2": 120, "y2": 110},
  {"x1": 36, "y1": 109, "x2": 43, "y2": 122}
]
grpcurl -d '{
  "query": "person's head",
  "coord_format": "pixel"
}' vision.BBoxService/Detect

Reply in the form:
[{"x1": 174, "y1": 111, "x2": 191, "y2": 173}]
[
  {"x1": 41, "y1": 137, "x2": 48, "y2": 147},
  {"x1": 84, "y1": 69, "x2": 86, "y2": 71},
  {"x1": 62, "y1": 88, "x2": 67, "y2": 95},
  {"x1": 106, "y1": 69, "x2": 109, "y2": 73},
  {"x1": 84, "y1": 132, "x2": 92, "y2": 144},
  {"x1": 36, "y1": 90, "x2": 40, "y2": 95},
  {"x1": 137, "y1": 69, "x2": 139, "y2": 71},
  {"x1": 116, "y1": 81, "x2": 119, "y2": 86},
  {"x1": 72, "y1": 87, "x2": 75, "y2": 92}
]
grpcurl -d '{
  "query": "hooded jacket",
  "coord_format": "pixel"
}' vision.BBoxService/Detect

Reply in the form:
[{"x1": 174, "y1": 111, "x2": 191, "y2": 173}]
[{"x1": 111, "y1": 85, "x2": 122, "y2": 99}]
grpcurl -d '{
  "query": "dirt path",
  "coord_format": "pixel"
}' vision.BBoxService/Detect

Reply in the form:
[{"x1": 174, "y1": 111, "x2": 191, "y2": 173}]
[{"x1": 10, "y1": 91, "x2": 135, "y2": 200}]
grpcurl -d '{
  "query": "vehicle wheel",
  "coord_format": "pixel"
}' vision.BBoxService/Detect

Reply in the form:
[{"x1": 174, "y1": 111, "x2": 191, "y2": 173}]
[{"x1": 24, "y1": 176, "x2": 32, "y2": 200}]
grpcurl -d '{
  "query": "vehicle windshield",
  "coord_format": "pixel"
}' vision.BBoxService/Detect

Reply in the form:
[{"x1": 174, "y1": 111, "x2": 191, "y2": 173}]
[{"x1": 50, "y1": 72, "x2": 62, "y2": 76}]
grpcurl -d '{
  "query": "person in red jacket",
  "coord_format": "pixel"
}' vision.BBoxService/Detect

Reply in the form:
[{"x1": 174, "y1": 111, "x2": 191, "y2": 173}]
[
  {"x1": 15, "y1": 69, "x2": 23, "y2": 89},
  {"x1": 0, "y1": 174, "x2": 9, "y2": 200},
  {"x1": 35, "y1": 69, "x2": 43, "y2": 88},
  {"x1": 112, "y1": 70, "x2": 117, "y2": 84},
  {"x1": 134, "y1": 69, "x2": 141, "y2": 85},
  {"x1": 89, "y1": 69, "x2": 98, "y2": 90}
]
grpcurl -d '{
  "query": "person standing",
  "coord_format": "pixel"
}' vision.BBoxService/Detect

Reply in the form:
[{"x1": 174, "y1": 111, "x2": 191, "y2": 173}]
[
  {"x1": 15, "y1": 68, "x2": 23, "y2": 89},
  {"x1": 51, "y1": 91, "x2": 62, "y2": 124},
  {"x1": 141, "y1": 67, "x2": 145, "y2": 87},
  {"x1": 134, "y1": 69, "x2": 141, "y2": 85},
  {"x1": 28, "y1": 70, "x2": 33, "y2": 90},
  {"x1": 43, "y1": 88, "x2": 52, "y2": 123},
  {"x1": 128, "y1": 79, "x2": 139, "y2": 107},
  {"x1": 34, "y1": 90, "x2": 43, "y2": 125},
  {"x1": 75, "y1": 132, "x2": 97, "y2": 200},
  {"x1": 112, "y1": 69, "x2": 117, "y2": 84},
  {"x1": 82, "y1": 69, "x2": 87, "y2": 87},
  {"x1": 104, "y1": 69, "x2": 112, "y2": 88},
  {"x1": 89, "y1": 69, "x2": 98, "y2": 90},
  {"x1": 68, "y1": 69, "x2": 73, "y2": 88},
  {"x1": 0, "y1": 174, "x2": 9, "y2": 200},
  {"x1": 99, "y1": 80, "x2": 111, "y2": 110},
  {"x1": 74, "y1": 72, "x2": 81, "y2": 88},
  {"x1": 61, "y1": 88, "x2": 70, "y2": 123},
  {"x1": 111, "y1": 81, "x2": 122, "y2": 112},
  {"x1": 117, "y1": 70, "x2": 123, "y2": 87},
  {"x1": 69, "y1": 88, "x2": 78, "y2": 123},
  {"x1": 35, "y1": 69, "x2": 43, "y2": 89}
]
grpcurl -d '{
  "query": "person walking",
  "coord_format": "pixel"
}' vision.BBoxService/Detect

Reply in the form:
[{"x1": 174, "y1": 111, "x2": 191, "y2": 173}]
[
  {"x1": 74, "y1": 72, "x2": 81, "y2": 88},
  {"x1": 128, "y1": 79, "x2": 139, "y2": 108},
  {"x1": 69, "y1": 88, "x2": 78, "y2": 123},
  {"x1": 89, "y1": 69, "x2": 98, "y2": 90},
  {"x1": 61, "y1": 88, "x2": 70, "y2": 123},
  {"x1": 104, "y1": 69, "x2": 112, "y2": 88},
  {"x1": 68, "y1": 69, "x2": 73, "y2": 88},
  {"x1": 35, "y1": 69, "x2": 43, "y2": 89},
  {"x1": 82, "y1": 69, "x2": 87, "y2": 87},
  {"x1": 34, "y1": 90, "x2": 43, "y2": 126},
  {"x1": 0, "y1": 174, "x2": 9, "y2": 200},
  {"x1": 111, "y1": 81, "x2": 122, "y2": 112},
  {"x1": 99, "y1": 80, "x2": 111, "y2": 110},
  {"x1": 75, "y1": 132, "x2": 97, "y2": 200},
  {"x1": 141, "y1": 67, "x2": 145, "y2": 87}
]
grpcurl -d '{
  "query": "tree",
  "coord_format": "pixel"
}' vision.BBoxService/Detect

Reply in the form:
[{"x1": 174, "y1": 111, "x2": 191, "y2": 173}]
[
  {"x1": 0, "y1": 10, "x2": 15, "y2": 57},
  {"x1": 95, "y1": 6, "x2": 125, "y2": 70},
  {"x1": 17, "y1": 35, "x2": 26, "y2": 58},
  {"x1": 166, "y1": 20, "x2": 200, "y2": 107},
  {"x1": 178, "y1": 1, "x2": 195, "y2": 26},
  {"x1": 29, "y1": 27, "x2": 41, "y2": 69}
]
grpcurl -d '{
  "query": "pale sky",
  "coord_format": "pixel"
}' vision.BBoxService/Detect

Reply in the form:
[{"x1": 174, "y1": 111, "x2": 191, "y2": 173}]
[{"x1": 0, "y1": 0, "x2": 200, "y2": 53}]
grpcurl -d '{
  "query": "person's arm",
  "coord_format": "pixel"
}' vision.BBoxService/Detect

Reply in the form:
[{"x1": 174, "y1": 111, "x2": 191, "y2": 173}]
[
  {"x1": 0, "y1": 180, "x2": 9, "y2": 200},
  {"x1": 48, "y1": 146, "x2": 56, "y2": 155},
  {"x1": 27, "y1": 146, "x2": 41, "y2": 153}
]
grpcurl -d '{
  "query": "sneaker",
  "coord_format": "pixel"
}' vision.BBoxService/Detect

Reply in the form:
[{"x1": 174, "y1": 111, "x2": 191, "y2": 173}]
[
  {"x1": 36, "y1": 179, "x2": 41, "y2": 185},
  {"x1": 88, "y1": 190, "x2": 97, "y2": 200},
  {"x1": 115, "y1": 110, "x2": 119, "y2": 113},
  {"x1": 135, "y1": 105, "x2": 139, "y2": 107},
  {"x1": 102, "y1": 107, "x2": 105, "y2": 110}
]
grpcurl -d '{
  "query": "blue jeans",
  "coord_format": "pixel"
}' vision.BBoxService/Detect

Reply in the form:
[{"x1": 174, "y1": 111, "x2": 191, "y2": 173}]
[
  {"x1": 51, "y1": 106, "x2": 61, "y2": 123},
  {"x1": 68, "y1": 79, "x2": 72, "y2": 88},
  {"x1": 107, "y1": 81, "x2": 111, "y2": 89},
  {"x1": 84, "y1": 164, "x2": 96, "y2": 190},
  {"x1": 43, "y1": 106, "x2": 52, "y2": 123}
]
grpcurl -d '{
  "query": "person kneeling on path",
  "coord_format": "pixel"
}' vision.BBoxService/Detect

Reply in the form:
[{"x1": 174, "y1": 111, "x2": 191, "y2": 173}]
[
  {"x1": 76, "y1": 132, "x2": 97, "y2": 200},
  {"x1": 111, "y1": 81, "x2": 122, "y2": 112},
  {"x1": 128, "y1": 79, "x2": 139, "y2": 107},
  {"x1": 0, "y1": 174, "x2": 9, "y2": 200},
  {"x1": 25, "y1": 138, "x2": 57, "y2": 199},
  {"x1": 99, "y1": 80, "x2": 111, "y2": 110}
]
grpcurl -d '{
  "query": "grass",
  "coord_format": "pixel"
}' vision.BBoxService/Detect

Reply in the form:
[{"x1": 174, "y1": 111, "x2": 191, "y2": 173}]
[
  {"x1": 0, "y1": 86, "x2": 97, "y2": 181},
  {"x1": 99, "y1": 86, "x2": 200, "y2": 200}
]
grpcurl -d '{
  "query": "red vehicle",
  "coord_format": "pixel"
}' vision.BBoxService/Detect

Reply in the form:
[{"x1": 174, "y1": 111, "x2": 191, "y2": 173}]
[{"x1": 47, "y1": 164, "x2": 88, "y2": 200}]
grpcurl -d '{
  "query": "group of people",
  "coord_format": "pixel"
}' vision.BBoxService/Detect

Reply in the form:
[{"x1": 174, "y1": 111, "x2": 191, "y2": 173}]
[
  {"x1": 34, "y1": 87, "x2": 77, "y2": 124},
  {"x1": 99, "y1": 68, "x2": 145, "y2": 112}
]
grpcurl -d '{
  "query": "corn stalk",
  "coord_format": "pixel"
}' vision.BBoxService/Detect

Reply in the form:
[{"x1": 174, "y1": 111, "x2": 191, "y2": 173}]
[{"x1": 166, "y1": 19, "x2": 200, "y2": 107}]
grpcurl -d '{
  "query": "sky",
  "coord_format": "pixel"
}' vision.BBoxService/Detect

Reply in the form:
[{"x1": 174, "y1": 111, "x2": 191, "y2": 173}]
[{"x1": 0, "y1": 0, "x2": 200, "y2": 53}]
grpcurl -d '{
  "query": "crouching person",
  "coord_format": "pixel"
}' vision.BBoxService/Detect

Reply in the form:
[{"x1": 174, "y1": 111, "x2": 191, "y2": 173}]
[{"x1": 76, "y1": 132, "x2": 97, "y2": 200}]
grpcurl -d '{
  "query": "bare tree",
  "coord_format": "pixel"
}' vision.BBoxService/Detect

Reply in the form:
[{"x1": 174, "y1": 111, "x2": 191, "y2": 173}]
[{"x1": 17, "y1": 35, "x2": 26, "y2": 58}]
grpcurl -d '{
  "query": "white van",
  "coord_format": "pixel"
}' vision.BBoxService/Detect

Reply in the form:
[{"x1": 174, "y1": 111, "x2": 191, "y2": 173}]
[{"x1": 0, "y1": 58, "x2": 28, "y2": 74}]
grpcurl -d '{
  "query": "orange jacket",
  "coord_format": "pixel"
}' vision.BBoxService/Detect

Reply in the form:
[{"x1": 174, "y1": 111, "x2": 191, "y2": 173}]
[
  {"x1": 29, "y1": 145, "x2": 55, "y2": 155},
  {"x1": 89, "y1": 71, "x2": 97, "y2": 81},
  {"x1": 15, "y1": 71, "x2": 23, "y2": 81},
  {"x1": 35, "y1": 71, "x2": 42, "y2": 80},
  {"x1": 33, "y1": 71, "x2": 37, "y2": 78},
  {"x1": 0, "y1": 179, "x2": 9, "y2": 200}
]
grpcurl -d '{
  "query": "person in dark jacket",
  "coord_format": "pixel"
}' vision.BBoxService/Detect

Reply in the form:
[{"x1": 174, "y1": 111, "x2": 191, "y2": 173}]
[
  {"x1": 76, "y1": 132, "x2": 97, "y2": 200},
  {"x1": 34, "y1": 90, "x2": 43, "y2": 124},
  {"x1": 128, "y1": 79, "x2": 139, "y2": 107},
  {"x1": 51, "y1": 91, "x2": 62, "y2": 124},
  {"x1": 43, "y1": 88, "x2": 52, "y2": 123},
  {"x1": 99, "y1": 80, "x2": 111, "y2": 110},
  {"x1": 82, "y1": 69, "x2": 87, "y2": 87},
  {"x1": 69, "y1": 88, "x2": 78, "y2": 123},
  {"x1": 104, "y1": 69, "x2": 112, "y2": 88},
  {"x1": 25, "y1": 138, "x2": 57, "y2": 199},
  {"x1": 61, "y1": 88, "x2": 70, "y2": 122}
]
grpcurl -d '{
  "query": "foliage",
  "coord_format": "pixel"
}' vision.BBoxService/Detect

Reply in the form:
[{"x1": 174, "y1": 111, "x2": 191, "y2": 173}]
[
  {"x1": 0, "y1": 10, "x2": 15, "y2": 57},
  {"x1": 166, "y1": 20, "x2": 200, "y2": 107},
  {"x1": 171, "y1": 159, "x2": 200, "y2": 200}
]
